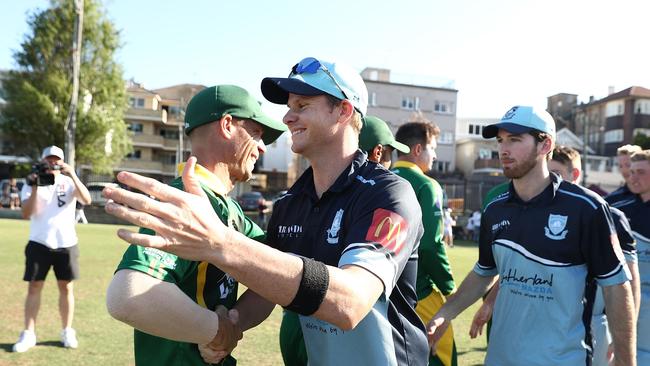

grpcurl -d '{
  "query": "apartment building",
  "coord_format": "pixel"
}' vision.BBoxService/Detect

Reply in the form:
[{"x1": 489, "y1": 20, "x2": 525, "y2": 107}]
[
  {"x1": 361, "y1": 67, "x2": 458, "y2": 174},
  {"x1": 114, "y1": 81, "x2": 202, "y2": 184}
]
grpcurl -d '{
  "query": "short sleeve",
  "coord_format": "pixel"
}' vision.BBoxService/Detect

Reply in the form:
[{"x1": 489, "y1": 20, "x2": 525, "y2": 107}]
[
  {"x1": 474, "y1": 207, "x2": 498, "y2": 277},
  {"x1": 582, "y1": 203, "x2": 631, "y2": 287},
  {"x1": 20, "y1": 183, "x2": 32, "y2": 201},
  {"x1": 116, "y1": 228, "x2": 193, "y2": 284},
  {"x1": 338, "y1": 179, "x2": 423, "y2": 297}
]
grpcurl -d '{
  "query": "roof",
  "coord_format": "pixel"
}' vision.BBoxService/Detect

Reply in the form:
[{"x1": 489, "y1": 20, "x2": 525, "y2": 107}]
[
  {"x1": 592, "y1": 86, "x2": 650, "y2": 105},
  {"x1": 152, "y1": 84, "x2": 206, "y2": 101}
]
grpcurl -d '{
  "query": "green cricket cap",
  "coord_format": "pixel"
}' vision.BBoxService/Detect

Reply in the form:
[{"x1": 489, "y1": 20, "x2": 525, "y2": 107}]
[
  {"x1": 184, "y1": 85, "x2": 286, "y2": 144},
  {"x1": 359, "y1": 116, "x2": 410, "y2": 154}
]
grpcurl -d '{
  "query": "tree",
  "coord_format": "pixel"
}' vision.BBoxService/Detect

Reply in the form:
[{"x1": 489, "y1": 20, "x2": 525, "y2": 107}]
[
  {"x1": 633, "y1": 133, "x2": 650, "y2": 150},
  {"x1": 1, "y1": 0, "x2": 130, "y2": 173}
]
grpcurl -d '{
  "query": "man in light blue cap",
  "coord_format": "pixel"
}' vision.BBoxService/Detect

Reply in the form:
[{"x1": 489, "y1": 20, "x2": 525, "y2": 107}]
[
  {"x1": 427, "y1": 105, "x2": 636, "y2": 366},
  {"x1": 100, "y1": 57, "x2": 428, "y2": 366}
]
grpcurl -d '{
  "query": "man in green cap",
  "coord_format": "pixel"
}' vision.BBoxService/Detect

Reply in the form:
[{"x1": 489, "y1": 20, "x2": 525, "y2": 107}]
[
  {"x1": 106, "y1": 85, "x2": 286, "y2": 366},
  {"x1": 392, "y1": 121, "x2": 457, "y2": 366},
  {"x1": 278, "y1": 114, "x2": 410, "y2": 366},
  {"x1": 359, "y1": 115, "x2": 410, "y2": 168}
]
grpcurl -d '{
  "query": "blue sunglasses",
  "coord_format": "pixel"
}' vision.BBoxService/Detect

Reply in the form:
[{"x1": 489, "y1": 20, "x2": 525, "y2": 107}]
[{"x1": 289, "y1": 57, "x2": 349, "y2": 100}]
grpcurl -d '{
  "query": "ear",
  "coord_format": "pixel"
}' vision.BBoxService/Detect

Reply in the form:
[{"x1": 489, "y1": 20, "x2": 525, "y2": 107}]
[
  {"x1": 571, "y1": 167, "x2": 581, "y2": 183},
  {"x1": 217, "y1": 114, "x2": 236, "y2": 140},
  {"x1": 336, "y1": 99, "x2": 355, "y2": 124},
  {"x1": 412, "y1": 143, "x2": 423, "y2": 156},
  {"x1": 371, "y1": 145, "x2": 383, "y2": 162},
  {"x1": 538, "y1": 138, "x2": 553, "y2": 156}
]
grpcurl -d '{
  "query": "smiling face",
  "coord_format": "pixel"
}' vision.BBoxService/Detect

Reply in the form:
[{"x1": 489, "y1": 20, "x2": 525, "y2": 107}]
[
  {"x1": 283, "y1": 94, "x2": 341, "y2": 158},
  {"x1": 229, "y1": 119, "x2": 266, "y2": 182},
  {"x1": 496, "y1": 130, "x2": 541, "y2": 179},
  {"x1": 629, "y1": 159, "x2": 650, "y2": 197}
]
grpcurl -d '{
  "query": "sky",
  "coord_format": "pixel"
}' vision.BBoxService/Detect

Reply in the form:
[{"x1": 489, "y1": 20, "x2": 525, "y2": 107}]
[{"x1": 2, "y1": 0, "x2": 650, "y2": 121}]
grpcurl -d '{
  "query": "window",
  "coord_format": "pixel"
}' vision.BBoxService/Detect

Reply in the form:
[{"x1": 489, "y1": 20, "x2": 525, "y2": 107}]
[
  {"x1": 468, "y1": 124, "x2": 483, "y2": 136},
  {"x1": 128, "y1": 123, "x2": 143, "y2": 134},
  {"x1": 603, "y1": 129, "x2": 623, "y2": 143},
  {"x1": 126, "y1": 150, "x2": 141, "y2": 160},
  {"x1": 438, "y1": 131, "x2": 454, "y2": 145},
  {"x1": 401, "y1": 96, "x2": 419, "y2": 110},
  {"x1": 436, "y1": 161, "x2": 450, "y2": 172},
  {"x1": 606, "y1": 101, "x2": 624, "y2": 117},
  {"x1": 478, "y1": 148, "x2": 491, "y2": 160},
  {"x1": 160, "y1": 129, "x2": 180, "y2": 139},
  {"x1": 435, "y1": 101, "x2": 453, "y2": 114},
  {"x1": 129, "y1": 97, "x2": 145, "y2": 108},
  {"x1": 369, "y1": 92, "x2": 377, "y2": 107}
]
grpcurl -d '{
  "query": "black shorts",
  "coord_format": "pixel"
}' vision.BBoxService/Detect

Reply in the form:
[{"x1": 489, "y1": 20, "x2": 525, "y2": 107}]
[{"x1": 23, "y1": 241, "x2": 80, "y2": 281}]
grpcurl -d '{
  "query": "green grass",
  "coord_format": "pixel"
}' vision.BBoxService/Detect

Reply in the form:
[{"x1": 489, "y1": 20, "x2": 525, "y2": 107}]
[{"x1": 0, "y1": 218, "x2": 486, "y2": 365}]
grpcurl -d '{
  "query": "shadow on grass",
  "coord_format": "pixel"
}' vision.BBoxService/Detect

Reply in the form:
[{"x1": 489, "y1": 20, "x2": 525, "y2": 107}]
[
  {"x1": 457, "y1": 346, "x2": 488, "y2": 366},
  {"x1": 449, "y1": 239, "x2": 479, "y2": 248},
  {"x1": 0, "y1": 340, "x2": 65, "y2": 353}
]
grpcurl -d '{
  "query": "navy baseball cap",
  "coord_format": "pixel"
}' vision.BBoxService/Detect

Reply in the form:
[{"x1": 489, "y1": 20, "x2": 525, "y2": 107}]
[
  {"x1": 261, "y1": 57, "x2": 368, "y2": 116},
  {"x1": 482, "y1": 106, "x2": 556, "y2": 140}
]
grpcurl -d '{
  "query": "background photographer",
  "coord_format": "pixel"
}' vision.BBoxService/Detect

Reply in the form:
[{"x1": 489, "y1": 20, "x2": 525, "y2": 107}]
[{"x1": 12, "y1": 145, "x2": 91, "y2": 353}]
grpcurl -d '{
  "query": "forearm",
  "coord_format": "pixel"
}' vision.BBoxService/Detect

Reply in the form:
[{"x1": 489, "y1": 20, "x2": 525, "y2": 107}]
[
  {"x1": 21, "y1": 191, "x2": 38, "y2": 218},
  {"x1": 439, "y1": 270, "x2": 497, "y2": 321},
  {"x1": 69, "y1": 173, "x2": 91, "y2": 205},
  {"x1": 106, "y1": 269, "x2": 218, "y2": 344},
  {"x1": 627, "y1": 261, "x2": 641, "y2": 317},
  {"x1": 213, "y1": 230, "x2": 382, "y2": 330},
  {"x1": 234, "y1": 289, "x2": 276, "y2": 332},
  {"x1": 603, "y1": 282, "x2": 636, "y2": 366}
]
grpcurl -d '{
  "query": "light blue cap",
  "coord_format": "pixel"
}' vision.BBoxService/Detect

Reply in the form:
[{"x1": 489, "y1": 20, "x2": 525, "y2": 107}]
[
  {"x1": 261, "y1": 57, "x2": 368, "y2": 116},
  {"x1": 482, "y1": 105, "x2": 556, "y2": 140}
]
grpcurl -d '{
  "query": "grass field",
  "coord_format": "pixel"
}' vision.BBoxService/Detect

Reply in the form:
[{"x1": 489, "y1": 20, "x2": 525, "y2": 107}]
[{"x1": 0, "y1": 218, "x2": 487, "y2": 365}]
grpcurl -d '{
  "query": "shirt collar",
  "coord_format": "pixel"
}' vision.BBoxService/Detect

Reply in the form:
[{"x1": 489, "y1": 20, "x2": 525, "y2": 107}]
[
  {"x1": 288, "y1": 150, "x2": 369, "y2": 199},
  {"x1": 392, "y1": 160, "x2": 424, "y2": 175},
  {"x1": 507, "y1": 172, "x2": 561, "y2": 205},
  {"x1": 176, "y1": 163, "x2": 229, "y2": 196}
]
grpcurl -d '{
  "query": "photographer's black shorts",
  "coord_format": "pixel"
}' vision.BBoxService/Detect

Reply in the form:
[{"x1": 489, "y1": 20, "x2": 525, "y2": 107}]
[{"x1": 23, "y1": 241, "x2": 79, "y2": 281}]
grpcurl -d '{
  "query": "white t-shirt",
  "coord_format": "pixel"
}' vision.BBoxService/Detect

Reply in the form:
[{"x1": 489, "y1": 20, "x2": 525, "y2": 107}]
[{"x1": 21, "y1": 174, "x2": 78, "y2": 249}]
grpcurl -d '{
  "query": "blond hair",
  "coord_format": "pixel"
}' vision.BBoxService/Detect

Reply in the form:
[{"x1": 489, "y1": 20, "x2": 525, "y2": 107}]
[
  {"x1": 617, "y1": 144, "x2": 642, "y2": 156},
  {"x1": 630, "y1": 149, "x2": 650, "y2": 163}
]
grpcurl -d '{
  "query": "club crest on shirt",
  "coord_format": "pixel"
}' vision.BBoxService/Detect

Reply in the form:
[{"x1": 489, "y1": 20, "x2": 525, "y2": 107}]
[
  {"x1": 544, "y1": 214, "x2": 568, "y2": 240},
  {"x1": 326, "y1": 209, "x2": 344, "y2": 244}
]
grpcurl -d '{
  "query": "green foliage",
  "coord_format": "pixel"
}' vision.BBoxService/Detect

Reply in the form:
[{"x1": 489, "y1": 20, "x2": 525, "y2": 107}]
[
  {"x1": 0, "y1": 0, "x2": 130, "y2": 174},
  {"x1": 633, "y1": 133, "x2": 650, "y2": 150}
]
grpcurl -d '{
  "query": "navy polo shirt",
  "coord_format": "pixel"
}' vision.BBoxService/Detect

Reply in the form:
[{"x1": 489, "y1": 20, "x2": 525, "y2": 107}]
[
  {"x1": 476, "y1": 173, "x2": 630, "y2": 366},
  {"x1": 266, "y1": 151, "x2": 427, "y2": 366},
  {"x1": 607, "y1": 191, "x2": 650, "y2": 361}
]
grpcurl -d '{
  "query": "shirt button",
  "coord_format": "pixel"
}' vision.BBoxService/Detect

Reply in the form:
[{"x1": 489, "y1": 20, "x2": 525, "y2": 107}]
[{"x1": 313, "y1": 207, "x2": 320, "y2": 213}]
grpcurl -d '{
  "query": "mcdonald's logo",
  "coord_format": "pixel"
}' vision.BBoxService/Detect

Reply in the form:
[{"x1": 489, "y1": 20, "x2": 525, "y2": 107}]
[{"x1": 365, "y1": 208, "x2": 407, "y2": 254}]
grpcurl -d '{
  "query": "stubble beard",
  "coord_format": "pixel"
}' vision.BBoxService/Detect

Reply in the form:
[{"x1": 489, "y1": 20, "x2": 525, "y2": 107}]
[{"x1": 502, "y1": 146, "x2": 539, "y2": 179}]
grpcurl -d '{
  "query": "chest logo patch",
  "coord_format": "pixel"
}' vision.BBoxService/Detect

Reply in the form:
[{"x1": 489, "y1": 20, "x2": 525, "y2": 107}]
[
  {"x1": 544, "y1": 214, "x2": 568, "y2": 240},
  {"x1": 365, "y1": 208, "x2": 407, "y2": 254},
  {"x1": 327, "y1": 209, "x2": 344, "y2": 244}
]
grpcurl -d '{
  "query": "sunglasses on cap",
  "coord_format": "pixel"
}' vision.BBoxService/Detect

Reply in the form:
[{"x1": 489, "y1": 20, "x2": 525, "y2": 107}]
[{"x1": 289, "y1": 57, "x2": 349, "y2": 101}]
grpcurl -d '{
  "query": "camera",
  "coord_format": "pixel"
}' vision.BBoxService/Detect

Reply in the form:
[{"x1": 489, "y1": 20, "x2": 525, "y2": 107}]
[{"x1": 27, "y1": 162, "x2": 60, "y2": 186}]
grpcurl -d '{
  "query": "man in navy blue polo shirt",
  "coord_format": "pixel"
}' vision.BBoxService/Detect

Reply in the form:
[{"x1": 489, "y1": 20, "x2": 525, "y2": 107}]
[
  {"x1": 101, "y1": 57, "x2": 428, "y2": 366},
  {"x1": 607, "y1": 149, "x2": 650, "y2": 365},
  {"x1": 608, "y1": 144, "x2": 642, "y2": 203},
  {"x1": 427, "y1": 106, "x2": 636, "y2": 366}
]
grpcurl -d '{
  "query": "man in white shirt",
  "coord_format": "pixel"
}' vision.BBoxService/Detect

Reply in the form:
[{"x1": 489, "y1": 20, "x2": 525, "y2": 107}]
[{"x1": 13, "y1": 145, "x2": 91, "y2": 353}]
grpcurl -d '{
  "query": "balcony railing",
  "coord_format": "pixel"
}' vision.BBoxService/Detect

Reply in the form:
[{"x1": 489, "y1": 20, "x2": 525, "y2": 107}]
[
  {"x1": 125, "y1": 108, "x2": 167, "y2": 123},
  {"x1": 474, "y1": 158, "x2": 501, "y2": 169}
]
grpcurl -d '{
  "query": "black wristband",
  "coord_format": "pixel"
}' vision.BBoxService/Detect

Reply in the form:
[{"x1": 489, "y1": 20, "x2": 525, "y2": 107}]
[{"x1": 285, "y1": 257, "x2": 330, "y2": 316}]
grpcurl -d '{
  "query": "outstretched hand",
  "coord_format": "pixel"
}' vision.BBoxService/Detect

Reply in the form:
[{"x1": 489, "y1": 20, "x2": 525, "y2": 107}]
[
  {"x1": 427, "y1": 316, "x2": 450, "y2": 356},
  {"x1": 469, "y1": 300, "x2": 493, "y2": 339},
  {"x1": 198, "y1": 306, "x2": 243, "y2": 364},
  {"x1": 102, "y1": 157, "x2": 230, "y2": 262}
]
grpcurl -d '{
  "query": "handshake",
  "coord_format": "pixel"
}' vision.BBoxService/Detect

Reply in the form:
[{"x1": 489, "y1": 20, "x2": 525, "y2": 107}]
[{"x1": 199, "y1": 306, "x2": 243, "y2": 364}]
